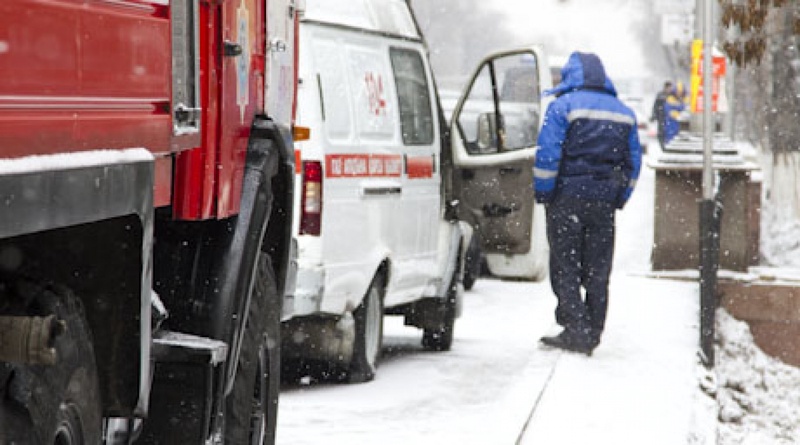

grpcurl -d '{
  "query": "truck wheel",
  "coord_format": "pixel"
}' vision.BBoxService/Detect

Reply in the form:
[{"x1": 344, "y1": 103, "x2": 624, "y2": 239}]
[
  {"x1": 225, "y1": 254, "x2": 281, "y2": 444},
  {"x1": 346, "y1": 274, "x2": 384, "y2": 383},
  {"x1": 421, "y1": 265, "x2": 459, "y2": 352},
  {"x1": 1, "y1": 282, "x2": 102, "y2": 444}
]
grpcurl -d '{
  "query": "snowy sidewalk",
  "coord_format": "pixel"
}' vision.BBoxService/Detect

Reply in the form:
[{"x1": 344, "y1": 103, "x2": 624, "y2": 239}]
[
  {"x1": 515, "y1": 157, "x2": 714, "y2": 444},
  {"x1": 515, "y1": 275, "x2": 709, "y2": 444}
]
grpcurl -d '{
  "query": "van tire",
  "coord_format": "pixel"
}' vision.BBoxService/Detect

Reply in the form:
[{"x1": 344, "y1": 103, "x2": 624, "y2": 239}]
[
  {"x1": 421, "y1": 266, "x2": 458, "y2": 352},
  {"x1": 463, "y1": 234, "x2": 481, "y2": 291},
  {"x1": 346, "y1": 274, "x2": 384, "y2": 383},
  {"x1": 225, "y1": 254, "x2": 281, "y2": 444},
  {"x1": 1, "y1": 282, "x2": 102, "y2": 445}
]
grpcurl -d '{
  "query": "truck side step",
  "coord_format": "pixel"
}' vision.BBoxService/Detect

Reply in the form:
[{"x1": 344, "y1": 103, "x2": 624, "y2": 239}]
[{"x1": 151, "y1": 330, "x2": 228, "y2": 365}]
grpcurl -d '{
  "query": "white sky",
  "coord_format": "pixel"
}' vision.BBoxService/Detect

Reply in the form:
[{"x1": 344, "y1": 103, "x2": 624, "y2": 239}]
[{"x1": 484, "y1": 0, "x2": 656, "y2": 79}]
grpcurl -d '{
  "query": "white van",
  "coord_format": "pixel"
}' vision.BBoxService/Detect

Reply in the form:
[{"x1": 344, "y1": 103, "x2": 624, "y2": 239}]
[{"x1": 281, "y1": 0, "x2": 552, "y2": 383}]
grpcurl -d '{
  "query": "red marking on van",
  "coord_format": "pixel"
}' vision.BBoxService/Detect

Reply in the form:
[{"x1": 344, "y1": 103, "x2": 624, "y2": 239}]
[
  {"x1": 325, "y1": 154, "x2": 402, "y2": 178},
  {"x1": 406, "y1": 155, "x2": 434, "y2": 179},
  {"x1": 365, "y1": 72, "x2": 387, "y2": 116}
]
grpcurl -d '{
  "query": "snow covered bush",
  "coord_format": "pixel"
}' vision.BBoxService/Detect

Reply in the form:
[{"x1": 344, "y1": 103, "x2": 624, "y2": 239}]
[{"x1": 715, "y1": 309, "x2": 800, "y2": 444}]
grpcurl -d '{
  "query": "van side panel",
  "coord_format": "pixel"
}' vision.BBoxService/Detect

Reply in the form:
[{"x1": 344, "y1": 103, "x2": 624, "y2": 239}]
[{"x1": 291, "y1": 23, "x2": 441, "y2": 317}]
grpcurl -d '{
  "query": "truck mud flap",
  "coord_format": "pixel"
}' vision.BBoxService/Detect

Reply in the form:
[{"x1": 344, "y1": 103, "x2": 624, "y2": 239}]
[{"x1": 136, "y1": 331, "x2": 227, "y2": 444}]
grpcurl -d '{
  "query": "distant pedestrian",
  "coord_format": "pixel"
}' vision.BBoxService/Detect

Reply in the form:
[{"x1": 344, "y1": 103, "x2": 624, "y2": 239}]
[
  {"x1": 663, "y1": 82, "x2": 687, "y2": 145},
  {"x1": 650, "y1": 81, "x2": 672, "y2": 149},
  {"x1": 534, "y1": 51, "x2": 642, "y2": 356}
]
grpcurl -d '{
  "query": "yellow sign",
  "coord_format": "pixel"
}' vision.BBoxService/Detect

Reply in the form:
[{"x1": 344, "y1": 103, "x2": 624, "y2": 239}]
[{"x1": 690, "y1": 39, "x2": 727, "y2": 113}]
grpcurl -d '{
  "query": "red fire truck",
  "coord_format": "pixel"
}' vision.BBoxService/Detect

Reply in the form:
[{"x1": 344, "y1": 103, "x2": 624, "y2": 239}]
[{"x1": 0, "y1": 0, "x2": 300, "y2": 443}]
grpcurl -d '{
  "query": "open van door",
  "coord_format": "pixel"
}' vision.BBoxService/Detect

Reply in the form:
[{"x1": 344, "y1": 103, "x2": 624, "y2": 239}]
[{"x1": 449, "y1": 47, "x2": 552, "y2": 281}]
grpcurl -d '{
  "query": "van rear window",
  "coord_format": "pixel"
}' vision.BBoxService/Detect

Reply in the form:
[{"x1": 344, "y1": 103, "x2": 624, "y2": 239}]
[{"x1": 389, "y1": 48, "x2": 434, "y2": 145}]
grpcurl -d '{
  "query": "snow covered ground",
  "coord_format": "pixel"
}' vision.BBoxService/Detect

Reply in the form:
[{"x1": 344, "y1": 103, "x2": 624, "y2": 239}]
[{"x1": 275, "y1": 154, "x2": 800, "y2": 443}]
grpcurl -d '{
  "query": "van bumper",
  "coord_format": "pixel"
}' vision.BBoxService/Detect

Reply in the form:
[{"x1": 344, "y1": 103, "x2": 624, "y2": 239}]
[{"x1": 283, "y1": 265, "x2": 325, "y2": 318}]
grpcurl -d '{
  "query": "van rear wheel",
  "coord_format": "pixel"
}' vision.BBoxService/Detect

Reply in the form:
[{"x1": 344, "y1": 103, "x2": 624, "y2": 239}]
[
  {"x1": 346, "y1": 274, "x2": 384, "y2": 383},
  {"x1": 422, "y1": 265, "x2": 459, "y2": 351}
]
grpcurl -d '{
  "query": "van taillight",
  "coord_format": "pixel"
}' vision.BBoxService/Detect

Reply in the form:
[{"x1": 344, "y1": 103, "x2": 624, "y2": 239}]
[{"x1": 300, "y1": 161, "x2": 322, "y2": 235}]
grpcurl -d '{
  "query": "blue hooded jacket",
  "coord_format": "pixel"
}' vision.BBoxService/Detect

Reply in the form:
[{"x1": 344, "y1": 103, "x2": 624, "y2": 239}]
[
  {"x1": 534, "y1": 52, "x2": 642, "y2": 208},
  {"x1": 663, "y1": 82, "x2": 686, "y2": 145}
]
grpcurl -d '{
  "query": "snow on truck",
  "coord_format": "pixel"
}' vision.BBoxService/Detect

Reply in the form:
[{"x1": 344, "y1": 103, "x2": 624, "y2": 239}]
[
  {"x1": 0, "y1": 0, "x2": 301, "y2": 443},
  {"x1": 280, "y1": 0, "x2": 552, "y2": 382}
]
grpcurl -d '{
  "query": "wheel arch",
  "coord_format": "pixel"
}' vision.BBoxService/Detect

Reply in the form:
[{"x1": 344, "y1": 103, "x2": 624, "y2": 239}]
[
  {"x1": 254, "y1": 119, "x2": 296, "y2": 300},
  {"x1": 374, "y1": 259, "x2": 391, "y2": 296},
  {"x1": 437, "y1": 221, "x2": 470, "y2": 301}
]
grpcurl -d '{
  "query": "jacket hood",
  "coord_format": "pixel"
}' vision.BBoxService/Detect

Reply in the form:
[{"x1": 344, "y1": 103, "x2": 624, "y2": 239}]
[{"x1": 545, "y1": 52, "x2": 617, "y2": 97}]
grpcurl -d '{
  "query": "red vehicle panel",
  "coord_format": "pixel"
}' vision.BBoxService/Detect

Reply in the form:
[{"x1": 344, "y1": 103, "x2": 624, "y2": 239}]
[
  {"x1": 0, "y1": 0, "x2": 299, "y2": 441},
  {"x1": 0, "y1": 0, "x2": 173, "y2": 157},
  {"x1": 172, "y1": 0, "x2": 267, "y2": 220}
]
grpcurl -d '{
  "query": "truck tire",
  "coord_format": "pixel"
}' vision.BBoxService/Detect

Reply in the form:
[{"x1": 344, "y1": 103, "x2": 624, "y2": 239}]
[
  {"x1": 1, "y1": 282, "x2": 102, "y2": 445},
  {"x1": 421, "y1": 261, "x2": 459, "y2": 352},
  {"x1": 346, "y1": 273, "x2": 384, "y2": 383},
  {"x1": 225, "y1": 254, "x2": 281, "y2": 444}
]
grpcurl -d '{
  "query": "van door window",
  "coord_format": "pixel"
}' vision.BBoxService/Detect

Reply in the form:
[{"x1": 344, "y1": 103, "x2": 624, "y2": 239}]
[
  {"x1": 457, "y1": 64, "x2": 497, "y2": 154},
  {"x1": 389, "y1": 48, "x2": 434, "y2": 145},
  {"x1": 457, "y1": 53, "x2": 541, "y2": 154},
  {"x1": 496, "y1": 54, "x2": 540, "y2": 150}
]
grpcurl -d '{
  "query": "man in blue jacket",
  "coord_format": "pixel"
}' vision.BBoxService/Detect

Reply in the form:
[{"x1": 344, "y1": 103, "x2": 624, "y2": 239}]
[{"x1": 534, "y1": 51, "x2": 642, "y2": 355}]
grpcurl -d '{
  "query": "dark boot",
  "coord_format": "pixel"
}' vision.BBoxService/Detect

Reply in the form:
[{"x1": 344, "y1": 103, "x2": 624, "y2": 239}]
[
  {"x1": 540, "y1": 330, "x2": 595, "y2": 356},
  {"x1": 588, "y1": 330, "x2": 602, "y2": 351}
]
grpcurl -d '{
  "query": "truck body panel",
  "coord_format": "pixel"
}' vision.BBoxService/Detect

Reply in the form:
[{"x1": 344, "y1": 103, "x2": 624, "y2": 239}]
[{"x1": 0, "y1": 0, "x2": 299, "y2": 442}]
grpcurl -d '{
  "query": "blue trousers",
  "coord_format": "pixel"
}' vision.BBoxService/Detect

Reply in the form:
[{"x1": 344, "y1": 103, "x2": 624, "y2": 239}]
[{"x1": 545, "y1": 197, "x2": 615, "y2": 343}]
